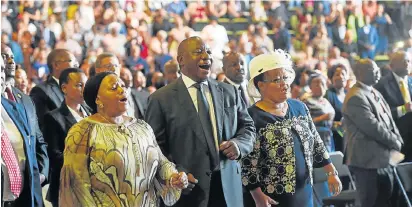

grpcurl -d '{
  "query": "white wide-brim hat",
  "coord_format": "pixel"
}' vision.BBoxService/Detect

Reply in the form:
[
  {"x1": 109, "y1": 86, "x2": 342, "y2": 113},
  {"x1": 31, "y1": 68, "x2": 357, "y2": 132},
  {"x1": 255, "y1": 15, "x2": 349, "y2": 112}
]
[{"x1": 247, "y1": 50, "x2": 296, "y2": 98}]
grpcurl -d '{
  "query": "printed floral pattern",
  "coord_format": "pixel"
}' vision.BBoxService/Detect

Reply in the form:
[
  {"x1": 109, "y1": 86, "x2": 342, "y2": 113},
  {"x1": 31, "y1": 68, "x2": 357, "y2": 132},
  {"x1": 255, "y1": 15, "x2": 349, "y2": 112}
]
[{"x1": 242, "y1": 106, "x2": 330, "y2": 195}]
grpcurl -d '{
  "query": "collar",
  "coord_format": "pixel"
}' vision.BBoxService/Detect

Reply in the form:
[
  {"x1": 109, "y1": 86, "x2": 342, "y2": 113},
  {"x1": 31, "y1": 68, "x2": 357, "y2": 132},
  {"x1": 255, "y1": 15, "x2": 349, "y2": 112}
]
[
  {"x1": 357, "y1": 81, "x2": 373, "y2": 92},
  {"x1": 225, "y1": 78, "x2": 240, "y2": 89},
  {"x1": 181, "y1": 74, "x2": 208, "y2": 89},
  {"x1": 52, "y1": 76, "x2": 59, "y2": 85},
  {"x1": 225, "y1": 77, "x2": 247, "y2": 89},
  {"x1": 67, "y1": 104, "x2": 87, "y2": 118},
  {"x1": 392, "y1": 71, "x2": 408, "y2": 83}
]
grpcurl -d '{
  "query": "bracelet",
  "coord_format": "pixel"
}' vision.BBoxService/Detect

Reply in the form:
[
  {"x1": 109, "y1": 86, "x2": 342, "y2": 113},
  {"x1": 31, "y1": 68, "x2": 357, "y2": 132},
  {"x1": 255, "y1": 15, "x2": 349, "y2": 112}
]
[
  {"x1": 326, "y1": 170, "x2": 338, "y2": 177},
  {"x1": 169, "y1": 177, "x2": 175, "y2": 188}
]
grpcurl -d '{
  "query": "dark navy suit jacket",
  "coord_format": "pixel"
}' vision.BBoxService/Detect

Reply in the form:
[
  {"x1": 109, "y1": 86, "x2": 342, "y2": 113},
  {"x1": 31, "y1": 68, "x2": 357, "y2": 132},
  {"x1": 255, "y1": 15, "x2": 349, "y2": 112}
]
[{"x1": 1, "y1": 97, "x2": 43, "y2": 207}]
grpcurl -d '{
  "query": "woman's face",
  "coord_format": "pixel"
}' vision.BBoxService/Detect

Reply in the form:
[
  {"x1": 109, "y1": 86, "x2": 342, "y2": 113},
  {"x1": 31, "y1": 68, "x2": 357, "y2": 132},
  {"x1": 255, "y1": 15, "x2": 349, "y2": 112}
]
[
  {"x1": 332, "y1": 67, "x2": 348, "y2": 89},
  {"x1": 97, "y1": 74, "x2": 128, "y2": 116},
  {"x1": 258, "y1": 69, "x2": 291, "y2": 103},
  {"x1": 63, "y1": 72, "x2": 87, "y2": 104},
  {"x1": 310, "y1": 76, "x2": 327, "y2": 98}
]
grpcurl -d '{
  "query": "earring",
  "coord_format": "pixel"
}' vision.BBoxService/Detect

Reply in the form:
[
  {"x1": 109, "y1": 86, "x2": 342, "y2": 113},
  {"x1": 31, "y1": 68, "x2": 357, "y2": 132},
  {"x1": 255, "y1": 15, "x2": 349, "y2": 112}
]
[{"x1": 98, "y1": 103, "x2": 104, "y2": 109}]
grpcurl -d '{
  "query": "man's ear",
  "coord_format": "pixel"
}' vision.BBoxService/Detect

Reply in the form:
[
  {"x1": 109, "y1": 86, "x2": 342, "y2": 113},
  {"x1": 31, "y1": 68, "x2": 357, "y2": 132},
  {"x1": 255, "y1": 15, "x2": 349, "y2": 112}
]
[
  {"x1": 61, "y1": 83, "x2": 67, "y2": 95},
  {"x1": 177, "y1": 55, "x2": 184, "y2": 69}
]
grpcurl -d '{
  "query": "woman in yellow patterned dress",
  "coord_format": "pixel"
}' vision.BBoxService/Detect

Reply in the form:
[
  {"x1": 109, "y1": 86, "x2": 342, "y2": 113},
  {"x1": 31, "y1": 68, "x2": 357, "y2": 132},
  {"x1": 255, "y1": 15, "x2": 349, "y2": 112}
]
[{"x1": 59, "y1": 72, "x2": 188, "y2": 207}]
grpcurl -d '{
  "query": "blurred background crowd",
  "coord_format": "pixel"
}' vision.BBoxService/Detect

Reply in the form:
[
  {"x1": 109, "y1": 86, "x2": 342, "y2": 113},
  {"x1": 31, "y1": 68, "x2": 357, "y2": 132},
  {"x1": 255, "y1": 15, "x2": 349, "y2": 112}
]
[{"x1": 2, "y1": 0, "x2": 412, "y2": 96}]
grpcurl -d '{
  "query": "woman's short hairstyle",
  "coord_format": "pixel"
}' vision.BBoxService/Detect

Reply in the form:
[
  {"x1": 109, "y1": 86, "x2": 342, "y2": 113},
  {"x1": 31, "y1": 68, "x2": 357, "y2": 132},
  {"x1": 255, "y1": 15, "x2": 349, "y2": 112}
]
[
  {"x1": 327, "y1": 63, "x2": 348, "y2": 80},
  {"x1": 83, "y1": 71, "x2": 116, "y2": 114},
  {"x1": 59, "y1": 68, "x2": 84, "y2": 89},
  {"x1": 308, "y1": 72, "x2": 327, "y2": 86}
]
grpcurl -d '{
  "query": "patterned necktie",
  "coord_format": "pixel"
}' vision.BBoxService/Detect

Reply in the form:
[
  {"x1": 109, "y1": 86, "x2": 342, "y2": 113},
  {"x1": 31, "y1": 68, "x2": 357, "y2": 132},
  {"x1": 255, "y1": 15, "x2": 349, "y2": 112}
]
[
  {"x1": 399, "y1": 80, "x2": 411, "y2": 103},
  {"x1": 5, "y1": 87, "x2": 16, "y2": 102},
  {"x1": 1, "y1": 124, "x2": 22, "y2": 196}
]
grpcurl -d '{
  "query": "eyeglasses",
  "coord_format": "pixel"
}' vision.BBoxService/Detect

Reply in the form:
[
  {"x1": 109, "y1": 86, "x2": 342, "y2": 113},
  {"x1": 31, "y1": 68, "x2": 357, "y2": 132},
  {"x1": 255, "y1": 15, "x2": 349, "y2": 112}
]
[
  {"x1": 262, "y1": 76, "x2": 291, "y2": 84},
  {"x1": 55, "y1": 59, "x2": 76, "y2": 63},
  {"x1": 101, "y1": 63, "x2": 120, "y2": 69}
]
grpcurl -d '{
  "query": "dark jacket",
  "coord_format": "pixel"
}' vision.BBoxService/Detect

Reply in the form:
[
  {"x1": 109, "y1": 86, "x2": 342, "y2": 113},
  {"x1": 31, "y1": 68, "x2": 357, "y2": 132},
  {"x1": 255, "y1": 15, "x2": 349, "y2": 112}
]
[
  {"x1": 145, "y1": 77, "x2": 255, "y2": 207},
  {"x1": 42, "y1": 103, "x2": 91, "y2": 205}
]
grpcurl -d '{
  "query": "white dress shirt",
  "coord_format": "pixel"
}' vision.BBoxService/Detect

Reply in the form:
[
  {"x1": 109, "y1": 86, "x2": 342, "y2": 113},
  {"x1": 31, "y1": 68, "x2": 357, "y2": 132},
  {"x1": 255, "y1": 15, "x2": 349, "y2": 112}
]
[{"x1": 1, "y1": 104, "x2": 26, "y2": 201}]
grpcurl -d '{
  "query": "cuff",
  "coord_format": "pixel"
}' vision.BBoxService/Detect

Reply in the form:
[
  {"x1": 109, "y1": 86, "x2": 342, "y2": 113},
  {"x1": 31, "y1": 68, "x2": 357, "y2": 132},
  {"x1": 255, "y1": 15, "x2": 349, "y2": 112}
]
[
  {"x1": 397, "y1": 105, "x2": 406, "y2": 117},
  {"x1": 232, "y1": 141, "x2": 241, "y2": 159}
]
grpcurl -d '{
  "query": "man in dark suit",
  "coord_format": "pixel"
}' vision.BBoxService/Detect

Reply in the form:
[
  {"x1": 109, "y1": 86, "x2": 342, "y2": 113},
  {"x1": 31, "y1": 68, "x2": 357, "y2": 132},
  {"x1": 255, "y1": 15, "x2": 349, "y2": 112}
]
[
  {"x1": 342, "y1": 59, "x2": 403, "y2": 207},
  {"x1": 42, "y1": 68, "x2": 90, "y2": 206},
  {"x1": 145, "y1": 37, "x2": 256, "y2": 207},
  {"x1": 357, "y1": 16, "x2": 379, "y2": 59},
  {"x1": 1, "y1": 58, "x2": 44, "y2": 207},
  {"x1": 30, "y1": 49, "x2": 79, "y2": 128},
  {"x1": 2, "y1": 44, "x2": 49, "y2": 187},
  {"x1": 120, "y1": 67, "x2": 147, "y2": 119},
  {"x1": 375, "y1": 51, "x2": 412, "y2": 161},
  {"x1": 222, "y1": 52, "x2": 253, "y2": 108}
]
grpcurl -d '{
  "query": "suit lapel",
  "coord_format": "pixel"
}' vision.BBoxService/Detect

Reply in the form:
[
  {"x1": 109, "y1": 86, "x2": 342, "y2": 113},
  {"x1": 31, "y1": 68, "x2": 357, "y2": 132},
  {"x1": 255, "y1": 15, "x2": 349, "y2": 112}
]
[
  {"x1": 387, "y1": 73, "x2": 404, "y2": 105},
  {"x1": 208, "y1": 79, "x2": 224, "y2": 141},
  {"x1": 174, "y1": 78, "x2": 210, "y2": 148},
  {"x1": 11, "y1": 87, "x2": 24, "y2": 105},
  {"x1": 60, "y1": 103, "x2": 77, "y2": 127},
  {"x1": 131, "y1": 90, "x2": 145, "y2": 118},
  {"x1": 47, "y1": 76, "x2": 64, "y2": 106},
  {"x1": 2, "y1": 97, "x2": 30, "y2": 137}
]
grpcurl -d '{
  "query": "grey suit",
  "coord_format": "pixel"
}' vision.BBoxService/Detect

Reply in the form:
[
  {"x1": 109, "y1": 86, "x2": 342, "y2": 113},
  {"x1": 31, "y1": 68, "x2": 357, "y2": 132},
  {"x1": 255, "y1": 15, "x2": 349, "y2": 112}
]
[
  {"x1": 342, "y1": 82, "x2": 403, "y2": 207},
  {"x1": 145, "y1": 77, "x2": 255, "y2": 207}
]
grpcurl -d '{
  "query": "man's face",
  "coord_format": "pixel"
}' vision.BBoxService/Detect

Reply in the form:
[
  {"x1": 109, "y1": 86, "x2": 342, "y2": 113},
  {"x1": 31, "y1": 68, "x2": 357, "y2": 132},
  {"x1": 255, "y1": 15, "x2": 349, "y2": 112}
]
[
  {"x1": 223, "y1": 53, "x2": 246, "y2": 84},
  {"x1": 134, "y1": 72, "x2": 146, "y2": 88},
  {"x1": 392, "y1": 53, "x2": 411, "y2": 77},
  {"x1": 120, "y1": 69, "x2": 133, "y2": 89},
  {"x1": 1, "y1": 46, "x2": 16, "y2": 77},
  {"x1": 165, "y1": 70, "x2": 180, "y2": 83},
  {"x1": 360, "y1": 61, "x2": 381, "y2": 86},
  {"x1": 96, "y1": 56, "x2": 121, "y2": 76},
  {"x1": 164, "y1": 63, "x2": 180, "y2": 83},
  {"x1": 178, "y1": 38, "x2": 213, "y2": 82},
  {"x1": 54, "y1": 52, "x2": 79, "y2": 78},
  {"x1": 1, "y1": 59, "x2": 6, "y2": 93}
]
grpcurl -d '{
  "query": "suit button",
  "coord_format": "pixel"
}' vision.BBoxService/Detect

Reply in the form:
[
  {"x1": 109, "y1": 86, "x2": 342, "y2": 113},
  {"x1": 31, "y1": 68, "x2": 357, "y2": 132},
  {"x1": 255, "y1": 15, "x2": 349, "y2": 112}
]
[{"x1": 206, "y1": 151, "x2": 210, "y2": 156}]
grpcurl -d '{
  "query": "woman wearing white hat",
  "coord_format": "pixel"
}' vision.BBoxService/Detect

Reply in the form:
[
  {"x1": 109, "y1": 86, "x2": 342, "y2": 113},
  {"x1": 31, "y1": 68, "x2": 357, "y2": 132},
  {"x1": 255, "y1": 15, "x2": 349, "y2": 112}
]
[{"x1": 241, "y1": 50, "x2": 342, "y2": 207}]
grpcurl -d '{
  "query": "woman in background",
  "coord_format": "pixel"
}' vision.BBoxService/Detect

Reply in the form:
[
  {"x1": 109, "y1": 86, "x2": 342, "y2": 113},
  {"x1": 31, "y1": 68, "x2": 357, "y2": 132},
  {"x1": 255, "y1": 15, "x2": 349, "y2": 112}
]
[
  {"x1": 325, "y1": 64, "x2": 349, "y2": 153},
  {"x1": 304, "y1": 73, "x2": 336, "y2": 152}
]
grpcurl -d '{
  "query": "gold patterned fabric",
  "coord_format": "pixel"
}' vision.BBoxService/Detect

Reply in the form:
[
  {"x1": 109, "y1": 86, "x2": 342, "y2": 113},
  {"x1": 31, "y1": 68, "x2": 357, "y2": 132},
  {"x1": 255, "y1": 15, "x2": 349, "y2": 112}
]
[
  {"x1": 59, "y1": 117, "x2": 181, "y2": 207},
  {"x1": 242, "y1": 104, "x2": 331, "y2": 195}
]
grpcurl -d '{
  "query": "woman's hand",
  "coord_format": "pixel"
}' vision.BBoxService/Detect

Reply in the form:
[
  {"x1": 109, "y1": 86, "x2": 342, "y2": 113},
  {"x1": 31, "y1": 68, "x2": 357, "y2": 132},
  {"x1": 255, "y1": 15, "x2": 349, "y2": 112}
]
[
  {"x1": 327, "y1": 174, "x2": 342, "y2": 196},
  {"x1": 169, "y1": 172, "x2": 188, "y2": 189},
  {"x1": 251, "y1": 188, "x2": 279, "y2": 207}
]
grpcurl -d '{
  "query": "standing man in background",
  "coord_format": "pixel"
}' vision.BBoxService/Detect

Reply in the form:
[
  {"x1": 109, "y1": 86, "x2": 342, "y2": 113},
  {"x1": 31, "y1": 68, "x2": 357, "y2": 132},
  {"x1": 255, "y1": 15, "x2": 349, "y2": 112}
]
[
  {"x1": 30, "y1": 49, "x2": 79, "y2": 128},
  {"x1": 343, "y1": 59, "x2": 403, "y2": 207}
]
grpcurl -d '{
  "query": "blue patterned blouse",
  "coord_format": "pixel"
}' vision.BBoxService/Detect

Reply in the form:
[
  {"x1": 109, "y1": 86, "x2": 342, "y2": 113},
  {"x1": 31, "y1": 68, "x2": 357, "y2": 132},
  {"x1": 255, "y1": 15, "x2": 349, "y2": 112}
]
[{"x1": 242, "y1": 99, "x2": 331, "y2": 196}]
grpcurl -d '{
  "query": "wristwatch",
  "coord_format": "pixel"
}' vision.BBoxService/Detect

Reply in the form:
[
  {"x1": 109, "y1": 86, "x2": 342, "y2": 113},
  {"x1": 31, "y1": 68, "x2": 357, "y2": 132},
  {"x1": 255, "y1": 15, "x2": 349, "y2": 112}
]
[{"x1": 326, "y1": 170, "x2": 338, "y2": 177}]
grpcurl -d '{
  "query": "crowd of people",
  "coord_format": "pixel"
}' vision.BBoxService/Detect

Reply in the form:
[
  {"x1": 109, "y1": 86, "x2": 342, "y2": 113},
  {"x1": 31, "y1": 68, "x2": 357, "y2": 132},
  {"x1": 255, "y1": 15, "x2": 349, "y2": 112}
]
[{"x1": 1, "y1": 0, "x2": 412, "y2": 207}]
